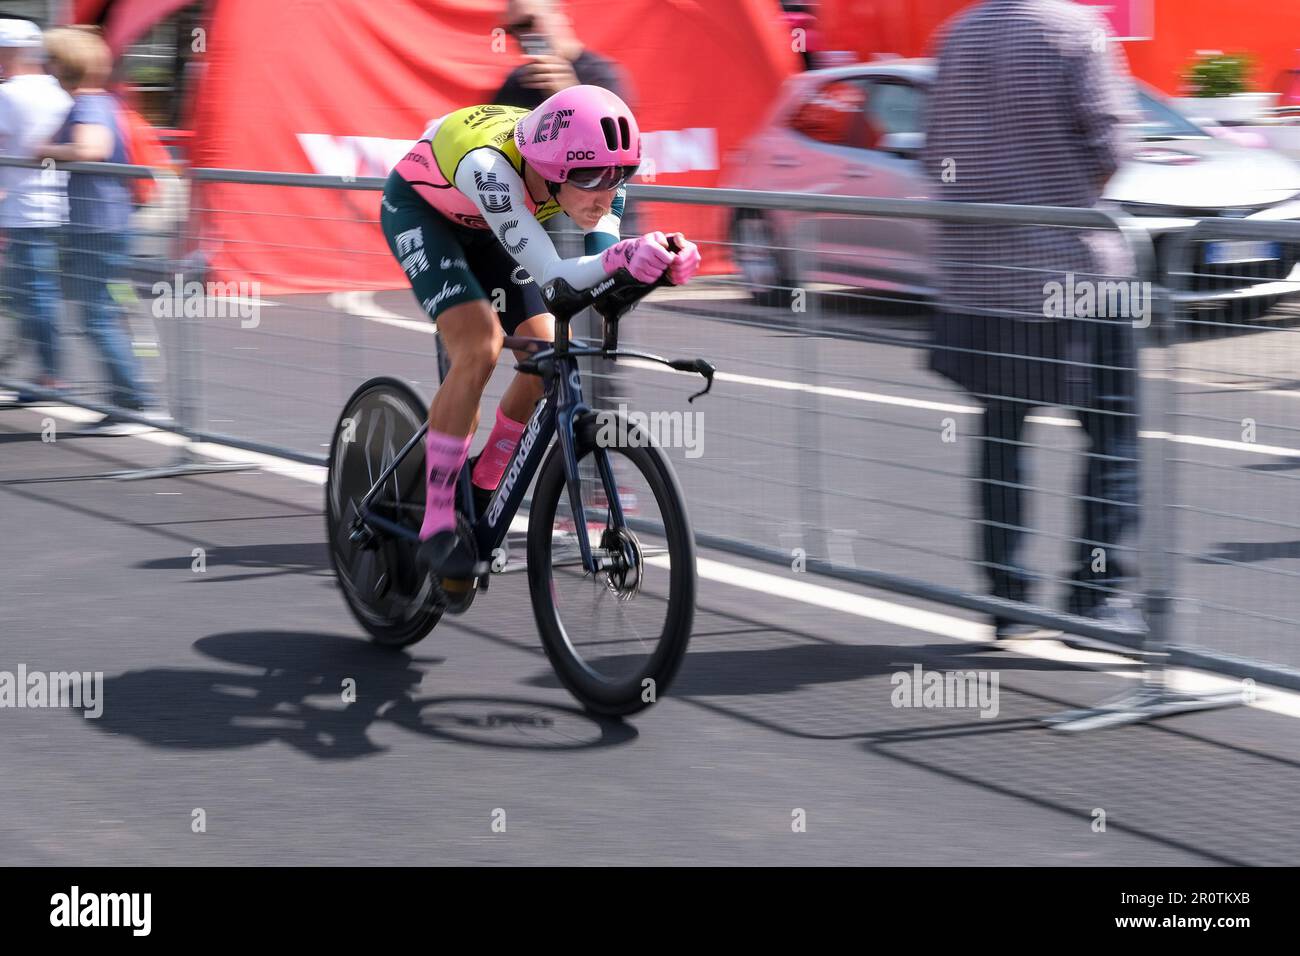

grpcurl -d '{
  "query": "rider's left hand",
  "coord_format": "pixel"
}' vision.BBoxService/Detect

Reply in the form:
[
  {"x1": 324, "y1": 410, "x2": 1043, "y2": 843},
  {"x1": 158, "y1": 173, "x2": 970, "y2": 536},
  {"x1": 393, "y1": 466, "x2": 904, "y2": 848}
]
[{"x1": 666, "y1": 233, "x2": 701, "y2": 285}]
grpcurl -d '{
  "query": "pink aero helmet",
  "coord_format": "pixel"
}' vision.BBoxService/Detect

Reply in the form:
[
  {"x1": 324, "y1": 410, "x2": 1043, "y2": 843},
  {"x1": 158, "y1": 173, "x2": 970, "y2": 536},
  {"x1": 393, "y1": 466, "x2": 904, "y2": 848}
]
[{"x1": 515, "y1": 85, "x2": 641, "y2": 191}]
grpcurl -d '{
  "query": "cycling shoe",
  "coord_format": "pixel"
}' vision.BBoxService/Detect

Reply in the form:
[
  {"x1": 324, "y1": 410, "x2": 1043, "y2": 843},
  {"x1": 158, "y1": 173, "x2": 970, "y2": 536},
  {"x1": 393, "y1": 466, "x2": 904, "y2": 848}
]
[{"x1": 417, "y1": 530, "x2": 482, "y2": 579}]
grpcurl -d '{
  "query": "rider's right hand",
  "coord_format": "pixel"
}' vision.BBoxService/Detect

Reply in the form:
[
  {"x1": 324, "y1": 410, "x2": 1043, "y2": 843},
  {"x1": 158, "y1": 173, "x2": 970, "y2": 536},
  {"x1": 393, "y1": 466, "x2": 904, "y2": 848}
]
[{"x1": 601, "y1": 232, "x2": 675, "y2": 283}]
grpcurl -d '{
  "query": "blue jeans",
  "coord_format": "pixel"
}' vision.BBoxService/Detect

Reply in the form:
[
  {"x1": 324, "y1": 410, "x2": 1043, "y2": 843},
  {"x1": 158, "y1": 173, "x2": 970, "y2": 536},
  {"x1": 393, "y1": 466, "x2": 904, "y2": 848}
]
[
  {"x1": 3, "y1": 228, "x2": 63, "y2": 380},
  {"x1": 60, "y1": 229, "x2": 152, "y2": 410}
]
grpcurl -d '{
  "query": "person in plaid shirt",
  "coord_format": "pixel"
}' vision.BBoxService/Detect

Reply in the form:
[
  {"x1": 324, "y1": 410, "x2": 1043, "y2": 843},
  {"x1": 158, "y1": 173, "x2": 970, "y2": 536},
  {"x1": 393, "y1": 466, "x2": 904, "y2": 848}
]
[{"x1": 922, "y1": 0, "x2": 1143, "y2": 637}]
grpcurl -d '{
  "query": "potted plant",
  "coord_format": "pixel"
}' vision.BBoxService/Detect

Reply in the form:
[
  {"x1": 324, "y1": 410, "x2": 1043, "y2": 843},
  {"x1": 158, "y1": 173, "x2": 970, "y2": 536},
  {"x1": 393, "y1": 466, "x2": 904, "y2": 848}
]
[{"x1": 1172, "y1": 51, "x2": 1279, "y2": 124}]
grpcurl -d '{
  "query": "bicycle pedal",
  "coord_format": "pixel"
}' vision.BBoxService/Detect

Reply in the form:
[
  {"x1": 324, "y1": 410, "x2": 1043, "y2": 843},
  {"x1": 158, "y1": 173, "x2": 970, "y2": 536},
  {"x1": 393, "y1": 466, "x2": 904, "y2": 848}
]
[{"x1": 434, "y1": 574, "x2": 479, "y2": 616}]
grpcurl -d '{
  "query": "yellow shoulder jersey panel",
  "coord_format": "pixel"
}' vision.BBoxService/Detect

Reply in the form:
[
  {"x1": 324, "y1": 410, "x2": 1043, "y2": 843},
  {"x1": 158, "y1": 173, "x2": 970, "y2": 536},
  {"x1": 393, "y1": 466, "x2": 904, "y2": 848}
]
[{"x1": 430, "y1": 105, "x2": 565, "y2": 225}]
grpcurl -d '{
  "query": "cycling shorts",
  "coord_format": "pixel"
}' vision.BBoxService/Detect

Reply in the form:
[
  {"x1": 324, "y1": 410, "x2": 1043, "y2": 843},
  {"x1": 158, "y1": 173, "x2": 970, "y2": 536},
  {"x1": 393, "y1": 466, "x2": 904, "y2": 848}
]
[{"x1": 380, "y1": 171, "x2": 546, "y2": 335}]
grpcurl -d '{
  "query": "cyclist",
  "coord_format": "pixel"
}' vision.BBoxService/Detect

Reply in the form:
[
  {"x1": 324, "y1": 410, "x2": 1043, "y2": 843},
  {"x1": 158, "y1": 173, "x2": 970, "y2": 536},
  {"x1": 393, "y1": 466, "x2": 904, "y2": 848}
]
[{"x1": 381, "y1": 85, "x2": 701, "y2": 577}]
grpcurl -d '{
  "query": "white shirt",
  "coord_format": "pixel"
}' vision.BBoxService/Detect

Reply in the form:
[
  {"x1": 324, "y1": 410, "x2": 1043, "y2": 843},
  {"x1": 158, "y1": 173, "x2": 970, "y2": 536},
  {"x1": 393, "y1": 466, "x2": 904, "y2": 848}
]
[{"x1": 0, "y1": 73, "x2": 73, "y2": 228}]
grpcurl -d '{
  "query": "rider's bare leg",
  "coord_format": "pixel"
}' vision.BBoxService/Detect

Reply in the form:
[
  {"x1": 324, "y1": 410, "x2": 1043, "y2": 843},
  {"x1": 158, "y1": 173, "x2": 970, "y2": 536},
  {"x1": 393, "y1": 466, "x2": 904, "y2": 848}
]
[
  {"x1": 472, "y1": 312, "x2": 552, "y2": 492},
  {"x1": 428, "y1": 300, "x2": 502, "y2": 433},
  {"x1": 420, "y1": 299, "x2": 502, "y2": 541},
  {"x1": 500, "y1": 311, "x2": 553, "y2": 422}
]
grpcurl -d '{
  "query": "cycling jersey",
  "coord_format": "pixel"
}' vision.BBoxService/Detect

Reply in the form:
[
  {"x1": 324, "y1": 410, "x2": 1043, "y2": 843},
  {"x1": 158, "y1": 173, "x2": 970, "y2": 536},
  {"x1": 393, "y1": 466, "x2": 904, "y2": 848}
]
[{"x1": 392, "y1": 104, "x2": 624, "y2": 292}]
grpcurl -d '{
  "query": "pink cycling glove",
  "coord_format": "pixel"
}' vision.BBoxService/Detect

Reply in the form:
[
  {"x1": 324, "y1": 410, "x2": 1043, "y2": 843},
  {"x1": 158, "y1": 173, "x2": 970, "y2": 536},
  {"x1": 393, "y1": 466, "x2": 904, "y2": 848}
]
[
  {"x1": 665, "y1": 233, "x2": 701, "y2": 285},
  {"x1": 602, "y1": 231, "x2": 674, "y2": 283}
]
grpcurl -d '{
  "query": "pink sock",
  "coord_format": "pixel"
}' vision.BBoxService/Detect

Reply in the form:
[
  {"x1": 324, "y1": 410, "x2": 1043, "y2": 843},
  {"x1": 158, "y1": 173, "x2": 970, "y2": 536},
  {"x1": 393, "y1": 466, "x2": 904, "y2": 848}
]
[
  {"x1": 471, "y1": 407, "x2": 527, "y2": 491},
  {"x1": 420, "y1": 428, "x2": 472, "y2": 541}
]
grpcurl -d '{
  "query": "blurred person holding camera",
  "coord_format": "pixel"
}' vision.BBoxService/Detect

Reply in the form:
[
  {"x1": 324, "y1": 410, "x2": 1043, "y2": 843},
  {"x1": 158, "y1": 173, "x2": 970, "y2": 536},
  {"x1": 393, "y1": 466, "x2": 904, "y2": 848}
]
[
  {"x1": 490, "y1": 0, "x2": 639, "y2": 388},
  {"x1": 0, "y1": 19, "x2": 72, "y2": 397},
  {"x1": 37, "y1": 25, "x2": 158, "y2": 422},
  {"x1": 493, "y1": 0, "x2": 637, "y2": 252},
  {"x1": 492, "y1": 0, "x2": 630, "y2": 109}
]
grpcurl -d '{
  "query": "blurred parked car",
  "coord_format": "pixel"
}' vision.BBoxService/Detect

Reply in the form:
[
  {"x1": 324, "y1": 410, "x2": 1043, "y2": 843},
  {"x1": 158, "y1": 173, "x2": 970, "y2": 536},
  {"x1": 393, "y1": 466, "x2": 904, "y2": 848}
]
[{"x1": 721, "y1": 60, "x2": 1300, "y2": 315}]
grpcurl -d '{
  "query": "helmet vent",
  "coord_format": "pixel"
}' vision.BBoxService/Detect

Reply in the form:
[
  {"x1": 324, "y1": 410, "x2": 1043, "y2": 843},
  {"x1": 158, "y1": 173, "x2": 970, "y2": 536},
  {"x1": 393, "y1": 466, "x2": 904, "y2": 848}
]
[
  {"x1": 618, "y1": 117, "x2": 631, "y2": 150},
  {"x1": 600, "y1": 117, "x2": 618, "y2": 152}
]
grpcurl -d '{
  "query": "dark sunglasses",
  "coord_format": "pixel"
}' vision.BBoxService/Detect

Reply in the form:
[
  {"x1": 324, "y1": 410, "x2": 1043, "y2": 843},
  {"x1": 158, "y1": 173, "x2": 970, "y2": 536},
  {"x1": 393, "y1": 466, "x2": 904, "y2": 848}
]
[
  {"x1": 565, "y1": 165, "x2": 639, "y2": 191},
  {"x1": 503, "y1": 16, "x2": 535, "y2": 36}
]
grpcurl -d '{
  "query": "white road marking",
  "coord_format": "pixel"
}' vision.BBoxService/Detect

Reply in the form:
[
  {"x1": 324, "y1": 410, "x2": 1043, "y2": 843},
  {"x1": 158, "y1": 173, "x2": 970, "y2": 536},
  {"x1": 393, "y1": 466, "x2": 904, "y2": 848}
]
[
  {"x1": 210, "y1": 296, "x2": 279, "y2": 310},
  {"x1": 650, "y1": 554, "x2": 1300, "y2": 722},
  {"x1": 330, "y1": 286, "x2": 1300, "y2": 458},
  {"x1": 14, "y1": 395, "x2": 1300, "y2": 718},
  {"x1": 621, "y1": 358, "x2": 983, "y2": 414},
  {"x1": 621, "y1": 358, "x2": 1300, "y2": 457},
  {"x1": 10, "y1": 289, "x2": 1296, "y2": 720},
  {"x1": 1153, "y1": 430, "x2": 1300, "y2": 460},
  {"x1": 328, "y1": 290, "x2": 436, "y2": 334}
]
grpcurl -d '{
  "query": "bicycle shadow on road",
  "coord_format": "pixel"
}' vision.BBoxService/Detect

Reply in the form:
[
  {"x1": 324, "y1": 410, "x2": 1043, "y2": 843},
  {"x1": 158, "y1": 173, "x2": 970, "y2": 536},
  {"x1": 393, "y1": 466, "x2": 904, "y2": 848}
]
[
  {"x1": 522, "y1": 636, "x2": 1076, "y2": 704},
  {"x1": 669, "y1": 640, "x2": 1072, "y2": 698},
  {"x1": 87, "y1": 630, "x2": 634, "y2": 757},
  {"x1": 135, "y1": 542, "x2": 332, "y2": 584}
]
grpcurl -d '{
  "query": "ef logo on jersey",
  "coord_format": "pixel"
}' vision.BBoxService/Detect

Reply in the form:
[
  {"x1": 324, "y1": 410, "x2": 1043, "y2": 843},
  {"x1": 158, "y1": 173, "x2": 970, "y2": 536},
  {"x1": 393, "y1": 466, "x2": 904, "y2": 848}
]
[
  {"x1": 474, "y1": 170, "x2": 512, "y2": 214},
  {"x1": 532, "y1": 109, "x2": 574, "y2": 144}
]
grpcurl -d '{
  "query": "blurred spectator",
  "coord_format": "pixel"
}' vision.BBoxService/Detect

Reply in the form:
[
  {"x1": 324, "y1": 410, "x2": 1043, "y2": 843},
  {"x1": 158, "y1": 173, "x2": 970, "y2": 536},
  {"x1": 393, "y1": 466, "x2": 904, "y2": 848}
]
[
  {"x1": 0, "y1": 19, "x2": 71, "y2": 396},
  {"x1": 922, "y1": 0, "x2": 1141, "y2": 636},
  {"x1": 492, "y1": 0, "x2": 637, "y2": 257},
  {"x1": 492, "y1": 0, "x2": 631, "y2": 109},
  {"x1": 490, "y1": 0, "x2": 637, "y2": 415},
  {"x1": 39, "y1": 26, "x2": 157, "y2": 420}
]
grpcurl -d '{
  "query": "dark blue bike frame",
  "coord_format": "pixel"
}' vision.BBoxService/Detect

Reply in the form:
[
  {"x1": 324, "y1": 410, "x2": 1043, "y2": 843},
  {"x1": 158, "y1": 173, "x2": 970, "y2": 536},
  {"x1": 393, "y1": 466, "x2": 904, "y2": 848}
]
[
  {"x1": 352, "y1": 267, "x2": 711, "y2": 578},
  {"x1": 466, "y1": 348, "x2": 622, "y2": 575},
  {"x1": 357, "y1": 342, "x2": 619, "y2": 576}
]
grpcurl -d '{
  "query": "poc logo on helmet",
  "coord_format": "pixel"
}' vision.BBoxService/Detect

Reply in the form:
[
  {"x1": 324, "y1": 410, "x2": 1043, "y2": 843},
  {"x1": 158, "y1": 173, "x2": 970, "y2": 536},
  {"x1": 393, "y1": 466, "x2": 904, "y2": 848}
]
[{"x1": 566, "y1": 149, "x2": 596, "y2": 161}]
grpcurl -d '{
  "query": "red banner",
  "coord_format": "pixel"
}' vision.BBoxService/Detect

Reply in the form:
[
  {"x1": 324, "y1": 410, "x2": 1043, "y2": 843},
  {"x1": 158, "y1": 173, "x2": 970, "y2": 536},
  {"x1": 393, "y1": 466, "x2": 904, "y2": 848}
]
[{"x1": 189, "y1": 0, "x2": 797, "y2": 293}]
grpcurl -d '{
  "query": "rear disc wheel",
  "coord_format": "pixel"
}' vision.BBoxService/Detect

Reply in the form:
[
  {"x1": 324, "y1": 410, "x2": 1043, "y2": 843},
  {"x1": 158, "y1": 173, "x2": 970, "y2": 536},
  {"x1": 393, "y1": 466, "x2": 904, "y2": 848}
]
[{"x1": 326, "y1": 377, "x2": 442, "y2": 647}]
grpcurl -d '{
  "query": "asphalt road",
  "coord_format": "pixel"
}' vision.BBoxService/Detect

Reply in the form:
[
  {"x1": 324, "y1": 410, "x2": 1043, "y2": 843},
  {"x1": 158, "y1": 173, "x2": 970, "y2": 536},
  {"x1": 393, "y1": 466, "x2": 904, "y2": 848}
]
[{"x1": 2, "y1": 280, "x2": 1300, "y2": 865}]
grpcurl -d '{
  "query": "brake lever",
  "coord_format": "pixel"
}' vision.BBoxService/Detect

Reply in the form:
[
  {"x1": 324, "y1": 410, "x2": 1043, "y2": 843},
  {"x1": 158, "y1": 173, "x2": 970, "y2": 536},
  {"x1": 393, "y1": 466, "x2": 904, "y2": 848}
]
[
  {"x1": 668, "y1": 358, "x2": 716, "y2": 403},
  {"x1": 548, "y1": 235, "x2": 681, "y2": 325}
]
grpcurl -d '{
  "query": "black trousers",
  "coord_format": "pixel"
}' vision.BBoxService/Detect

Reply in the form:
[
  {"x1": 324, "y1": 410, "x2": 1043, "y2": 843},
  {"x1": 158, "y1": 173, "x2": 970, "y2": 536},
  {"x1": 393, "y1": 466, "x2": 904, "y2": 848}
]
[{"x1": 979, "y1": 388, "x2": 1140, "y2": 614}]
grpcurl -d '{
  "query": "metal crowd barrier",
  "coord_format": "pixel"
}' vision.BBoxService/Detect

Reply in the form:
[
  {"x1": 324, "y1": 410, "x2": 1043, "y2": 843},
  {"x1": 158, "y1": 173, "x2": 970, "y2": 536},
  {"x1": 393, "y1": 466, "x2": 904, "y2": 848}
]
[
  {"x1": 2, "y1": 158, "x2": 1295, "y2": 726},
  {"x1": 1164, "y1": 220, "x2": 1300, "y2": 682},
  {"x1": 0, "y1": 155, "x2": 243, "y2": 480}
]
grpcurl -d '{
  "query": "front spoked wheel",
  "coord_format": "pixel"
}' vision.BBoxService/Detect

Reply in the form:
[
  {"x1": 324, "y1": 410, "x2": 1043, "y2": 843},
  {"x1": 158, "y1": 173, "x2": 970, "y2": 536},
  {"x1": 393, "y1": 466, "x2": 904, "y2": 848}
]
[
  {"x1": 326, "y1": 376, "x2": 442, "y2": 647},
  {"x1": 527, "y1": 411, "x2": 696, "y2": 715}
]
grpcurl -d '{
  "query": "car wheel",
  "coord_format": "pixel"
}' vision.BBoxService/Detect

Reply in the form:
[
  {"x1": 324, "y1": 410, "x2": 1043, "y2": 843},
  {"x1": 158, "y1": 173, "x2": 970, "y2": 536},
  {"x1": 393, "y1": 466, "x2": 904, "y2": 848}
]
[{"x1": 732, "y1": 210, "x2": 795, "y2": 308}]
